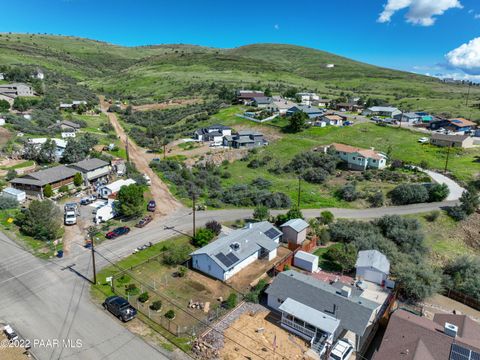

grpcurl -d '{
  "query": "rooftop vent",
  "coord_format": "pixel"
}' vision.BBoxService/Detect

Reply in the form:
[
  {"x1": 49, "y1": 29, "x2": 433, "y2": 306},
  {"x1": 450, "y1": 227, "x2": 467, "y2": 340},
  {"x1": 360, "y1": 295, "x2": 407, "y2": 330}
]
[
  {"x1": 444, "y1": 322, "x2": 458, "y2": 338},
  {"x1": 230, "y1": 242, "x2": 241, "y2": 251},
  {"x1": 340, "y1": 286, "x2": 351, "y2": 298}
]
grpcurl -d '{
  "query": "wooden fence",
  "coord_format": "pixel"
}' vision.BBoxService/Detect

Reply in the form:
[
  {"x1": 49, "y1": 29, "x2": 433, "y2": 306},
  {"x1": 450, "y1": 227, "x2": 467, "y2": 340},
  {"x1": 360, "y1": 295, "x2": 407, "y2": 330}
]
[{"x1": 444, "y1": 288, "x2": 480, "y2": 311}]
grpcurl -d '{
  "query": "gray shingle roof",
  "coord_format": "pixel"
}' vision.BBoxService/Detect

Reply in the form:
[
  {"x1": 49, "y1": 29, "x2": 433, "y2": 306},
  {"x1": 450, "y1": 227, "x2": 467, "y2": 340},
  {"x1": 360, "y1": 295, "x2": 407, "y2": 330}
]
[
  {"x1": 191, "y1": 222, "x2": 281, "y2": 271},
  {"x1": 70, "y1": 158, "x2": 109, "y2": 172},
  {"x1": 11, "y1": 165, "x2": 77, "y2": 187},
  {"x1": 281, "y1": 218, "x2": 309, "y2": 232},
  {"x1": 288, "y1": 105, "x2": 323, "y2": 115},
  {"x1": 431, "y1": 133, "x2": 469, "y2": 142},
  {"x1": 266, "y1": 270, "x2": 379, "y2": 336},
  {"x1": 61, "y1": 120, "x2": 81, "y2": 129},
  {"x1": 355, "y1": 250, "x2": 390, "y2": 274}
]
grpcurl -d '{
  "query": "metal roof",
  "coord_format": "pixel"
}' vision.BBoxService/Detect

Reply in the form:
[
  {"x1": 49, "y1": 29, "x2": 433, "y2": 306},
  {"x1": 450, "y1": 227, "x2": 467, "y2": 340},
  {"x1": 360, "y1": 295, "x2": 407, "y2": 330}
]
[
  {"x1": 355, "y1": 250, "x2": 390, "y2": 274},
  {"x1": 191, "y1": 222, "x2": 281, "y2": 271},
  {"x1": 281, "y1": 218, "x2": 309, "y2": 233},
  {"x1": 11, "y1": 165, "x2": 77, "y2": 187},
  {"x1": 367, "y1": 106, "x2": 400, "y2": 113},
  {"x1": 266, "y1": 270, "x2": 379, "y2": 336},
  {"x1": 294, "y1": 250, "x2": 318, "y2": 263},
  {"x1": 70, "y1": 158, "x2": 109, "y2": 172},
  {"x1": 279, "y1": 297, "x2": 340, "y2": 334},
  {"x1": 2, "y1": 187, "x2": 25, "y2": 196}
]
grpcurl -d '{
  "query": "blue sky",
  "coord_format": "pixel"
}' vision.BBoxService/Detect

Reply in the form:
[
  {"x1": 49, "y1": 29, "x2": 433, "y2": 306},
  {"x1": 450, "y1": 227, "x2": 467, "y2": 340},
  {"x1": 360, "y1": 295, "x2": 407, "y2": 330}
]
[{"x1": 1, "y1": 0, "x2": 479, "y2": 79}]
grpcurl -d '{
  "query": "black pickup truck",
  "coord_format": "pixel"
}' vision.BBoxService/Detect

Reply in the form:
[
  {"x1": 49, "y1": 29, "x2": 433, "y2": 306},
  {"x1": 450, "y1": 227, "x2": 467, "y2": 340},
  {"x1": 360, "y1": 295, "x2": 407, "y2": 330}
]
[{"x1": 102, "y1": 296, "x2": 137, "y2": 322}]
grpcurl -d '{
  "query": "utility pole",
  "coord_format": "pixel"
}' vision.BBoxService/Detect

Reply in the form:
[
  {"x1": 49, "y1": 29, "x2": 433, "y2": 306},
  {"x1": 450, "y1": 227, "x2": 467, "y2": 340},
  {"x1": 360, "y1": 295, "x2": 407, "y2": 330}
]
[
  {"x1": 88, "y1": 226, "x2": 97, "y2": 285},
  {"x1": 297, "y1": 177, "x2": 301, "y2": 208},
  {"x1": 444, "y1": 144, "x2": 452, "y2": 174},
  {"x1": 125, "y1": 136, "x2": 130, "y2": 163}
]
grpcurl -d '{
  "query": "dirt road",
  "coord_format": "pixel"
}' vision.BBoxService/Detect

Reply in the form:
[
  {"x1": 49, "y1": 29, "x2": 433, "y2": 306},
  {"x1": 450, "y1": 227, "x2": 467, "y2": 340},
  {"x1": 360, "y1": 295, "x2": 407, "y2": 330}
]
[{"x1": 99, "y1": 97, "x2": 183, "y2": 216}]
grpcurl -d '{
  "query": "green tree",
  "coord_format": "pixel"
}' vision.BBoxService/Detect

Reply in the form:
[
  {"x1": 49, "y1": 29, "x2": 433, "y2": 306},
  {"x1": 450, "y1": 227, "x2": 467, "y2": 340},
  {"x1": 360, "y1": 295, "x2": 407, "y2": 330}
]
[
  {"x1": 326, "y1": 243, "x2": 358, "y2": 272},
  {"x1": 225, "y1": 293, "x2": 238, "y2": 309},
  {"x1": 459, "y1": 188, "x2": 479, "y2": 215},
  {"x1": 16, "y1": 200, "x2": 63, "y2": 241},
  {"x1": 0, "y1": 99, "x2": 10, "y2": 112},
  {"x1": 427, "y1": 183, "x2": 449, "y2": 202},
  {"x1": 253, "y1": 205, "x2": 270, "y2": 221},
  {"x1": 193, "y1": 228, "x2": 215, "y2": 247},
  {"x1": 163, "y1": 243, "x2": 191, "y2": 265},
  {"x1": 116, "y1": 184, "x2": 144, "y2": 218},
  {"x1": 164, "y1": 310, "x2": 175, "y2": 319},
  {"x1": 43, "y1": 184, "x2": 53, "y2": 198},
  {"x1": 288, "y1": 111, "x2": 308, "y2": 133},
  {"x1": 5, "y1": 169, "x2": 17, "y2": 181},
  {"x1": 264, "y1": 87, "x2": 272, "y2": 97},
  {"x1": 389, "y1": 184, "x2": 429, "y2": 205},
  {"x1": 320, "y1": 211, "x2": 334, "y2": 225},
  {"x1": 205, "y1": 220, "x2": 222, "y2": 235},
  {"x1": 73, "y1": 172, "x2": 83, "y2": 187},
  {"x1": 395, "y1": 261, "x2": 442, "y2": 301}
]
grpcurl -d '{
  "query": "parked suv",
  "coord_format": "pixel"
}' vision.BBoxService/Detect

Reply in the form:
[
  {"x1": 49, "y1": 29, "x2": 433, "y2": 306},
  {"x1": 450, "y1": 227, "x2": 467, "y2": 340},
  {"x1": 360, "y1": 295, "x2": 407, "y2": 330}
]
[
  {"x1": 147, "y1": 200, "x2": 156, "y2": 212},
  {"x1": 64, "y1": 211, "x2": 77, "y2": 225},
  {"x1": 102, "y1": 296, "x2": 137, "y2": 322},
  {"x1": 329, "y1": 338, "x2": 354, "y2": 360}
]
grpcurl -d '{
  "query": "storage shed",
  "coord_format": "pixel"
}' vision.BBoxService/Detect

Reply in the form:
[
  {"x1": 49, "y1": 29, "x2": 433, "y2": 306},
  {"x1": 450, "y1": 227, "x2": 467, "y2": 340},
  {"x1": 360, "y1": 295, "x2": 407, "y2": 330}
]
[
  {"x1": 355, "y1": 250, "x2": 390, "y2": 285},
  {"x1": 294, "y1": 250, "x2": 319, "y2": 273},
  {"x1": 1, "y1": 187, "x2": 26, "y2": 203}
]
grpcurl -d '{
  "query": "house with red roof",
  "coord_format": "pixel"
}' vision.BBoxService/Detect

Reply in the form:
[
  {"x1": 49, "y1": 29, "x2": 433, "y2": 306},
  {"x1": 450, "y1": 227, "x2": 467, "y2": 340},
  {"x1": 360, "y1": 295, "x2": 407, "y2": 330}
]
[{"x1": 330, "y1": 143, "x2": 387, "y2": 170}]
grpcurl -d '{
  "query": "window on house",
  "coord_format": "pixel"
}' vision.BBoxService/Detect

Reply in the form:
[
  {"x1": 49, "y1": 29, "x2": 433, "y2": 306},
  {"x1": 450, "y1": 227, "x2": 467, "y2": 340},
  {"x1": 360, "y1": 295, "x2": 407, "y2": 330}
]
[
  {"x1": 352, "y1": 156, "x2": 356, "y2": 160},
  {"x1": 372, "y1": 159, "x2": 376, "y2": 163}
]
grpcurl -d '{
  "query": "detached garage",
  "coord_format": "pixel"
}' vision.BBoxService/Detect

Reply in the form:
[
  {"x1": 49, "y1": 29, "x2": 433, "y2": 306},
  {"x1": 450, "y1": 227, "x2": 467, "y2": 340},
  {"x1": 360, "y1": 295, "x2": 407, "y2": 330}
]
[
  {"x1": 294, "y1": 250, "x2": 318, "y2": 273},
  {"x1": 355, "y1": 250, "x2": 390, "y2": 285}
]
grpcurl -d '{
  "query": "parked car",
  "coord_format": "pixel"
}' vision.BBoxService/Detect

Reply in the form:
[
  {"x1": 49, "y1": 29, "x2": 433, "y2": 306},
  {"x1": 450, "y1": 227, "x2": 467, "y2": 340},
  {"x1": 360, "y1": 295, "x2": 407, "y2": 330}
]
[
  {"x1": 418, "y1": 137, "x2": 429, "y2": 143},
  {"x1": 105, "y1": 226, "x2": 130, "y2": 239},
  {"x1": 64, "y1": 211, "x2": 77, "y2": 225},
  {"x1": 80, "y1": 195, "x2": 97, "y2": 205},
  {"x1": 3, "y1": 324, "x2": 18, "y2": 341},
  {"x1": 102, "y1": 296, "x2": 137, "y2": 322},
  {"x1": 64, "y1": 202, "x2": 79, "y2": 214},
  {"x1": 147, "y1": 200, "x2": 156, "y2": 212},
  {"x1": 143, "y1": 174, "x2": 151, "y2": 186},
  {"x1": 135, "y1": 215, "x2": 153, "y2": 228},
  {"x1": 329, "y1": 338, "x2": 354, "y2": 360}
]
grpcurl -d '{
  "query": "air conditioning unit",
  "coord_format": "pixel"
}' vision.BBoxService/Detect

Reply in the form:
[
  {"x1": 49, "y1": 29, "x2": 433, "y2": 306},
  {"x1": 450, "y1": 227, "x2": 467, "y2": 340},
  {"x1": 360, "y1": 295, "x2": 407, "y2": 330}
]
[
  {"x1": 444, "y1": 322, "x2": 458, "y2": 338},
  {"x1": 340, "y1": 286, "x2": 351, "y2": 298}
]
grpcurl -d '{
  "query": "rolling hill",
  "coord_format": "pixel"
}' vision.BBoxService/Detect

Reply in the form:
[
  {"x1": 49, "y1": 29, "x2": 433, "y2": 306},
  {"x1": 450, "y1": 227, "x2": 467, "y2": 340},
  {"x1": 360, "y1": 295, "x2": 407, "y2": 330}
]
[{"x1": 0, "y1": 33, "x2": 479, "y2": 118}]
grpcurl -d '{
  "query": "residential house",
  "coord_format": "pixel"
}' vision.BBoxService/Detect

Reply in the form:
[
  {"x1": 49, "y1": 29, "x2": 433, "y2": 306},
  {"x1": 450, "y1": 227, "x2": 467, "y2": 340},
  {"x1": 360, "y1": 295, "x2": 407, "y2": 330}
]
[
  {"x1": 26, "y1": 138, "x2": 68, "y2": 160},
  {"x1": 252, "y1": 96, "x2": 273, "y2": 108},
  {"x1": 68, "y1": 158, "x2": 110, "y2": 186},
  {"x1": 394, "y1": 112, "x2": 422, "y2": 123},
  {"x1": 10, "y1": 165, "x2": 78, "y2": 198},
  {"x1": 59, "y1": 101, "x2": 87, "y2": 110},
  {"x1": 355, "y1": 250, "x2": 390, "y2": 285},
  {"x1": 335, "y1": 103, "x2": 362, "y2": 112},
  {"x1": 223, "y1": 130, "x2": 267, "y2": 148},
  {"x1": 0, "y1": 83, "x2": 35, "y2": 104},
  {"x1": 194, "y1": 124, "x2": 232, "y2": 145},
  {"x1": 312, "y1": 99, "x2": 331, "y2": 108},
  {"x1": 294, "y1": 251, "x2": 318, "y2": 273},
  {"x1": 286, "y1": 105, "x2": 324, "y2": 119},
  {"x1": 362, "y1": 106, "x2": 401, "y2": 118},
  {"x1": 330, "y1": 143, "x2": 387, "y2": 170},
  {"x1": 280, "y1": 218, "x2": 309, "y2": 245},
  {"x1": 430, "y1": 133, "x2": 475, "y2": 148},
  {"x1": 373, "y1": 310, "x2": 480, "y2": 360},
  {"x1": 296, "y1": 92, "x2": 319, "y2": 106},
  {"x1": 319, "y1": 113, "x2": 347, "y2": 127},
  {"x1": 97, "y1": 178, "x2": 136, "y2": 199},
  {"x1": 445, "y1": 118, "x2": 477, "y2": 133},
  {"x1": 236, "y1": 90, "x2": 265, "y2": 104},
  {"x1": 190, "y1": 221, "x2": 282, "y2": 281},
  {"x1": 1, "y1": 187, "x2": 26, "y2": 203},
  {"x1": 59, "y1": 120, "x2": 81, "y2": 132},
  {"x1": 269, "y1": 97, "x2": 296, "y2": 114},
  {"x1": 266, "y1": 270, "x2": 386, "y2": 354}
]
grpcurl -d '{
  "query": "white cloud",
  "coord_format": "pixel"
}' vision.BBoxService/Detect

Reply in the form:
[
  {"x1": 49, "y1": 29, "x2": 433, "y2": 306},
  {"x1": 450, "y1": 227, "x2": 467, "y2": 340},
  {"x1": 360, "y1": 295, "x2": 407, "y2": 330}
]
[
  {"x1": 446, "y1": 37, "x2": 480, "y2": 74},
  {"x1": 378, "y1": 0, "x2": 462, "y2": 26},
  {"x1": 274, "y1": 24, "x2": 280, "y2": 30},
  {"x1": 475, "y1": 13, "x2": 480, "y2": 19}
]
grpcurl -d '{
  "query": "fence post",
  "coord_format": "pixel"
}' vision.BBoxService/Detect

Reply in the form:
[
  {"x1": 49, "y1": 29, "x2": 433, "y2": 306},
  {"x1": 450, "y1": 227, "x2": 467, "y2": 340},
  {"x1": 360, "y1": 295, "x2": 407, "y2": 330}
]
[{"x1": 148, "y1": 307, "x2": 151, "y2": 319}]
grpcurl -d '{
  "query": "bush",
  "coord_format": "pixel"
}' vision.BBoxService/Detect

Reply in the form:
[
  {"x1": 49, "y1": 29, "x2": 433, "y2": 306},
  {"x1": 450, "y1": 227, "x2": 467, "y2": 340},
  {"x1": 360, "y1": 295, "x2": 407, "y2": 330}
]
[
  {"x1": 244, "y1": 279, "x2": 268, "y2": 303},
  {"x1": 73, "y1": 172, "x2": 83, "y2": 187},
  {"x1": 424, "y1": 211, "x2": 440, "y2": 222},
  {"x1": 446, "y1": 205, "x2": 467, "y2": 221},
  {"x1": 193, "y1": 228, "x2": 215, "y2": 247},
  {"x1": 225, "y1": 293, "x2": 238, "y2": 309},
  {"x1": 427, "y1": 183, "x2": 449, "y2": 202},
  {"x1": 43, "y1": 184, "x2": 53, "y2": 198},
  {"x1": 125, "y1": 284, "x2": 140, "y2": 295},
  {"x1": 138, "y1": 292, "x2": 149, "y2": 303},
  {"x1": 205, "y1": 220, "x2": 222, "y2": 236},
  {"x1": 318, "y1": 228, "x2": 331, "y2": 245},
  {"x1": 164, "y1": 310, "x2": 175, "y2": 319},
  {"x1": 283, "y1": 264, "x2": 291, "y2": 271},
  {"x1": 163, "y1": 243, "x2": 191, "y2": 265},
  {"x1": 338, "y1": 183, "x2": 359, "y2": 202},
  {"x1": 59, "y1": 185, "x2": 69, "y2": 193},
  {"x1": 178, "y1": 266, "x2": 188, "y2": 277},
  {"x1": 5, "y1": 169, "x2": 17, "y2": 181},
  {"x1": 459, "y1": 188, "x2": 479, "y2": 215},
  {"x1": 253, "y1": 205, "x2": 270, "y2": 221},
  {"x1": 150, "y1": 300, "x2": 162, "y2": 311},
  {"x1": 443, "y1": 256, "x2": 480, "y2": 299},
  {"x1": 0, "y1": 197, "x2": 19, "y2": 210},
  {"x1": 389, "y1": 184, "x2": 429, "y2": 205},
  {"x1": 319, "y1": 211, "x2": 334, "y2": 225},
  {"x1": 368, "y1": 191, "x2": 384, "y2": 207}
]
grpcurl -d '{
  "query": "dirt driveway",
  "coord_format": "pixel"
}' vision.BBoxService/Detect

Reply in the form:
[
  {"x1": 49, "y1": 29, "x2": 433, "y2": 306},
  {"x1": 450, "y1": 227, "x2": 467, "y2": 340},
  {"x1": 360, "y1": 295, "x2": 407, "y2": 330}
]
[{"x1": 99, "y1": 97, "x2": 183, "y2": 216}]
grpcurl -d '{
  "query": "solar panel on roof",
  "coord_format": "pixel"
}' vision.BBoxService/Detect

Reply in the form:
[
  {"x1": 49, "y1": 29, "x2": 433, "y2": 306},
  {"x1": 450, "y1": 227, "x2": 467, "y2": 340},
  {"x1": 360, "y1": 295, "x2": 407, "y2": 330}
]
[
  {"x1": 264, "y1": 228, "x2": 281, "y2": 239},
  {"x1": 226, "y1": 252, "x2": 239, "y2": 264},
  {"x1": 450, "y1": 344, "x2": 480, "y2": 360},
  {"x1": 215, "y1": 253, "x2": 234, "y2": 267}
]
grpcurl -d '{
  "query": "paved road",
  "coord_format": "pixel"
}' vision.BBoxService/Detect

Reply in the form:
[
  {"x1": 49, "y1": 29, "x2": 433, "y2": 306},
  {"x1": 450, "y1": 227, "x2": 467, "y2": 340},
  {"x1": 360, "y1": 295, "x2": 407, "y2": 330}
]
[{"x1": 422, "y1": 169, "x2": 466, "y2": 201}]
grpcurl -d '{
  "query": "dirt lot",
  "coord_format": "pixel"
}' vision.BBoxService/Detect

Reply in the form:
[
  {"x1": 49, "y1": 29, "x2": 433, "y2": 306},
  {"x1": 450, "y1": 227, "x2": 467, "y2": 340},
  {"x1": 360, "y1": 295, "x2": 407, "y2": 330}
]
[
  {"x1": 0, "y1": 333, "x2": 29, "y2": 360},
  {"x1": 129, "y1": 99, "x2": 201, "y2": 112},
  {"x1": 220, "y1": 310, "x2": 311, "y2": 360}
]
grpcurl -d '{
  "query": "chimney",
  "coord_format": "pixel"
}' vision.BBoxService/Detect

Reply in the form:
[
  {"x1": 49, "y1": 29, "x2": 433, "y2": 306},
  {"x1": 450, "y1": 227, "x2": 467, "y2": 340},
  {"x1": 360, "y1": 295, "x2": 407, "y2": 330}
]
[
  {"x1": 340, "y1": 286, "x2": 351, "y2": 298},
  {"x1": 444, "y1": 323, "x2": 458, "y2": 338},
  {"x1": 247, "y1": 223, "x2": 253, "y2": 229}
]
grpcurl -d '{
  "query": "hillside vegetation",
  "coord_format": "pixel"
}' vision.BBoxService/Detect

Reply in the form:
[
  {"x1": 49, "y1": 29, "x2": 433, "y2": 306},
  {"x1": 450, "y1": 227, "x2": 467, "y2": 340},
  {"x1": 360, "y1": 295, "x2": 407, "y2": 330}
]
[{"x1": 0, "y1": 34, "x2": 479, "y2": 117}]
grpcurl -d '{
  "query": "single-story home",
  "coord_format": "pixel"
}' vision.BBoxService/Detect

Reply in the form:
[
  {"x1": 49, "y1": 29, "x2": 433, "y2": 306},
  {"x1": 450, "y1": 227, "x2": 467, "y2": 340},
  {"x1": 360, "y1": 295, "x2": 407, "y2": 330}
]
[
  {"x1": 330, "y1": 143, "x2": 387, "y2": 170},
  {"x1": 335, "y1": 103, "x2": 362, "y2": 112},
  {"x1": 59, "y1": 120, "x2": 81, "y2": 132},
  {"x1": 223, "y1": 130, "x2": 267, "y2": 148},
  {"x1": 296, "y1": 92, "x2": 319, "y2": 106},
  {"x1": 394, "y1": 112, "x2": 422, "y2": 123},
  {"x1": 252, "y1": 96, "x2": 273, "y2": 108},
  {"x1": 69, "y1": 158, "x2": 110, "y2": 185},
  {"x1": 1, "y1": 187, "x2": 26, "y2": 203},
  {"x1": 10, "y1": 165, "x2": 78, "y2": 198},
  {"x1": 294, "y1": 251, "x2": 318, "y2": 272},
  {"x1": 0, "y1": 83, "x2": 35, "y2": 99},
  {"x1": 362, "y1": 106, "x2": 401, "y2": 118},
  {"x1": 373, "y1": 310, "x2": 480, "y2": 360},
  {"x1": 445, "y1": 118, "x2": 477, "y2": 133},
  {"x1": 269, "y1": 97, "x2": 296, "y2": 114},
  {"x1": 280, "y1": 218, "x2": 309, "y2": 245},
  {"x1": 266, "y1": 270, "x2": 384, "y2": 354},
  {"x1": 312, "y1": 99, "x2": 331, "y2": 107},
  {"x1": 430, "y1": 133, "x2": 475, "y2": 148},
  {"x1": 194, "y1": 124, "x2": 232, "y2": 144},
  {"x1": 97, "y1": 178, "x2": 136, "y2": 199},
  {"x1": 26, "y1": 138, "x2": 68, "y2": 160},
  {"x1": 319, "y1": 113, "x2": 347, "y2": 126},
  {"x1": 355, "y1": 250, "x2": 390, "y2": 285},
  {"x1": 236, "y1": 90, "x2": 265, "y2": 104},
  {"x1": 286, "y1": 105, "x2": 324, "y2": 119},
  {"x1": 190, "y1": 221, "x2": 282, "y2": 281}
]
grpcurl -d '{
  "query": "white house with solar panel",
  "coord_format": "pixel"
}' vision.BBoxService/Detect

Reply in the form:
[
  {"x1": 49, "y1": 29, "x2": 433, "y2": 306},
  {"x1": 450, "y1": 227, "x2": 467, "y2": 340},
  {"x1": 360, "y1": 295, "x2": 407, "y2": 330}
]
[{"x1": 190, "y1": 222, "x2": 282, "y2": 281}]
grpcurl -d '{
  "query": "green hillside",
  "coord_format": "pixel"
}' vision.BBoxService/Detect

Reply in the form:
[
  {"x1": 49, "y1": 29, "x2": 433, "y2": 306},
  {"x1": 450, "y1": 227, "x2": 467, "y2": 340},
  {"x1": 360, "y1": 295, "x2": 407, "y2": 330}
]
[{"x1": 1, "y1": 33, "x2": 479, "y2": 118}]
